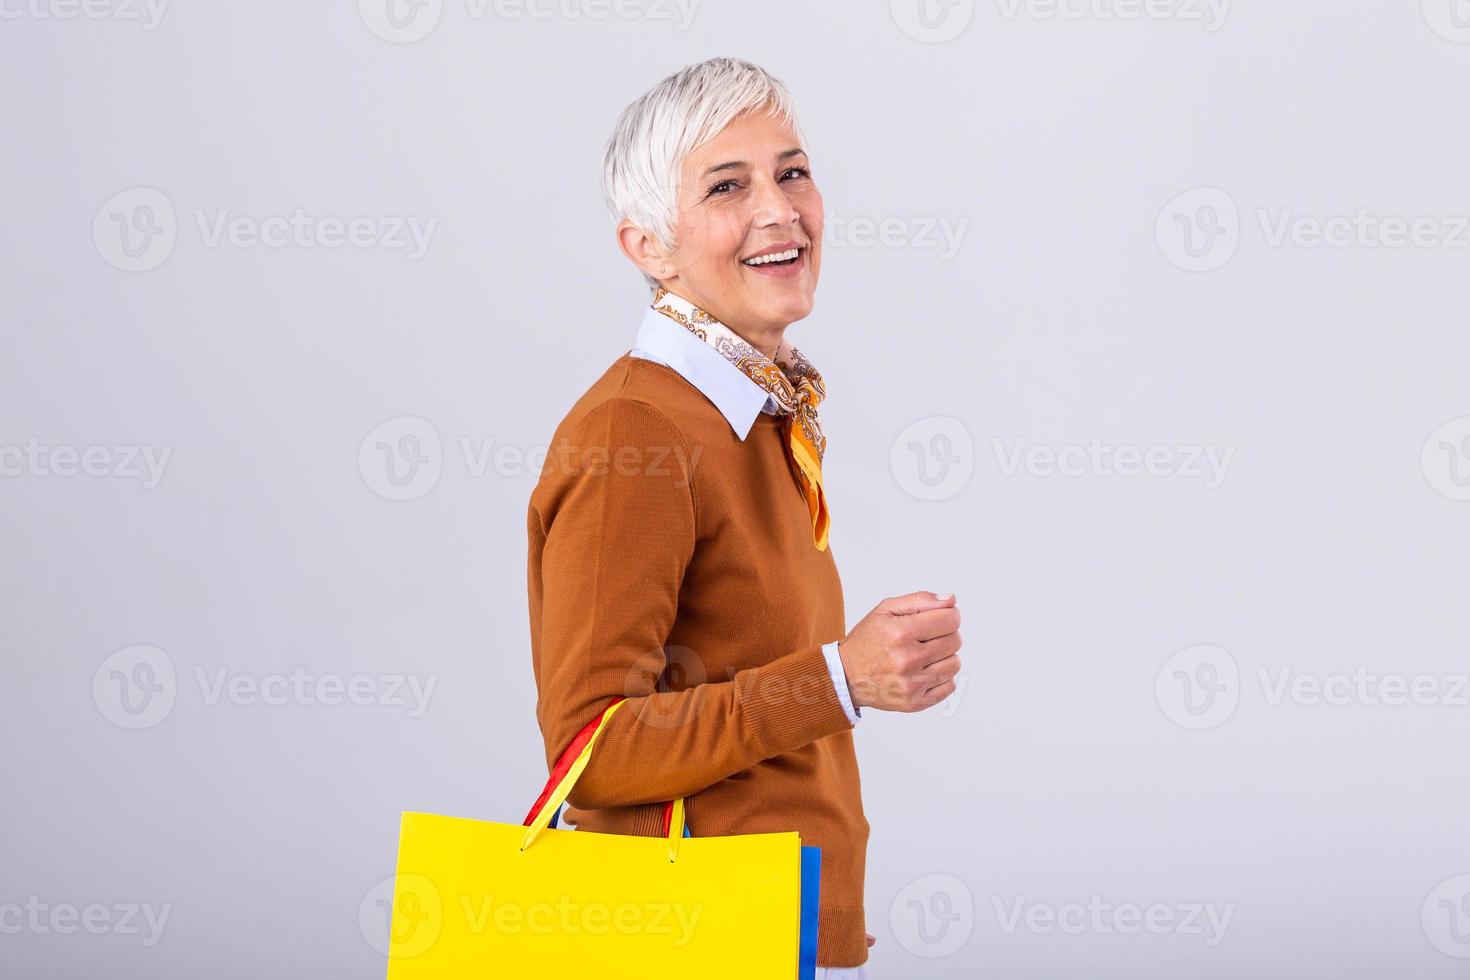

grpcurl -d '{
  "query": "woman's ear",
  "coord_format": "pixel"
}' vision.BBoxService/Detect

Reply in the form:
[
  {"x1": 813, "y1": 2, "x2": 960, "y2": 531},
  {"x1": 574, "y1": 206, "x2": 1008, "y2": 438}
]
[{"x1": 616, "y1": 220, "x2": 674, "y2": 281}]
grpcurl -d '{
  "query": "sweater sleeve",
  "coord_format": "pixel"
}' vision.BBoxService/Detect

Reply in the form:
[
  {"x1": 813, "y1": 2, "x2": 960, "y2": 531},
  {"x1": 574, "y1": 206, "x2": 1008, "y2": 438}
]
[{"x1": 530, "y1": 396, "x2": 855, "y2": 810}]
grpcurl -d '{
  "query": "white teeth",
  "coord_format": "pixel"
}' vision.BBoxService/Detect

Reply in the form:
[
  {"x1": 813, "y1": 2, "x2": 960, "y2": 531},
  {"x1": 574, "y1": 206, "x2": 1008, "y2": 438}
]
[{"x1": 743, "y1": 247, "x2": 800, "y2": 266}]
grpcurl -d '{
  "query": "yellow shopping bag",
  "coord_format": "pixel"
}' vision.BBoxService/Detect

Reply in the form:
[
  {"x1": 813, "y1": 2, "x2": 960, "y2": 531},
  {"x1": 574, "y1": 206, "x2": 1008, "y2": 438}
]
[{"x1": 384, "y1": 697, "x2": 819, "y2": 978}]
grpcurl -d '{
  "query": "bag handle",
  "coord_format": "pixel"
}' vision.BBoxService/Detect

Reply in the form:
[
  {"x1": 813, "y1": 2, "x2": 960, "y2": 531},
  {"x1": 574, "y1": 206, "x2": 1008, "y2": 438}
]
[{"x1": 521, "y1": 697, "x2": 688, "y2": 862}]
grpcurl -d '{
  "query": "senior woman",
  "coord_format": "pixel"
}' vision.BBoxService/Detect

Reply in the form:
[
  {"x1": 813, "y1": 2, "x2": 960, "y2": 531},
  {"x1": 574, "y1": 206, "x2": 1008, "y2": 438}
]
[{"x1": 526, "y1": 57, "x2": 964, "y2": 977}]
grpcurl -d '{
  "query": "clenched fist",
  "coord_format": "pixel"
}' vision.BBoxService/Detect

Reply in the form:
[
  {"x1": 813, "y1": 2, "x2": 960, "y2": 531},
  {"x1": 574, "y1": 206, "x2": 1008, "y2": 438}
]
[{"x1": 837, "y1": 592, "x2": 962, "y2": 712}]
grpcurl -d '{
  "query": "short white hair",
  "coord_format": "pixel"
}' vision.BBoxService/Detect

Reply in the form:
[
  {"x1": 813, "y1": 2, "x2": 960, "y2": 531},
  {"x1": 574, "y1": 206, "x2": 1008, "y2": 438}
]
[{"x1": 601, "y1": 57, "x2": 807, "y2": 291}]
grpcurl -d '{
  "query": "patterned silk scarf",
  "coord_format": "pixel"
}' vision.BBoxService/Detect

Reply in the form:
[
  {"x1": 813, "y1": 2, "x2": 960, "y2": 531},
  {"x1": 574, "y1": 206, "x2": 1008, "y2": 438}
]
[{"x1": 651, "y1": 287, "x2": 830, "y2": 551}]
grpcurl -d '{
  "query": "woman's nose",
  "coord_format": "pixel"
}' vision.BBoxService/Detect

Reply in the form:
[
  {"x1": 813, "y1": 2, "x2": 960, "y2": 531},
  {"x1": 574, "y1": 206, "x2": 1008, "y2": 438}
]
[{"x1": 749, "y1": 179, "x2": 801, "y2": 228}]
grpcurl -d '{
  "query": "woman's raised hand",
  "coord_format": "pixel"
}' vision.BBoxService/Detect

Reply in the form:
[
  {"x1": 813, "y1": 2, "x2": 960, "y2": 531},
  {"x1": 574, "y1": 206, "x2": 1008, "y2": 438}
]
[{"x1": 836, "y1": 592, "x2": 963, "y2": 713}]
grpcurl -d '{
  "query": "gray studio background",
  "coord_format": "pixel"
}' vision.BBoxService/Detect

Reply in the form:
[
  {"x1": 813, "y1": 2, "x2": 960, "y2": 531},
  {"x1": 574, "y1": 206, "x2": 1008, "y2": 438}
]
[{"x1": 3, "y1": 1, "x2": 1469, "y2": 977}]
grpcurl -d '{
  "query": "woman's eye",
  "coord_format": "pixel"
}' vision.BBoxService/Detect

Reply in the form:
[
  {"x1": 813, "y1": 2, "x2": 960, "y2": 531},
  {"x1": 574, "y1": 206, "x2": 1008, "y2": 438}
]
[{"x1": 707, "y1": 168, "x2": 809, "y2": 197}]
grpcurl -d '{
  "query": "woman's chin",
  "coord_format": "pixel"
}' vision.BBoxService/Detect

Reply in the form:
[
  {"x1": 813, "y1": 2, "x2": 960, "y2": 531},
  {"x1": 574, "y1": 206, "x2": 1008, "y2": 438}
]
[
  {"x1": 738, "y1": 275, "x2": 815, "y2": 322},
  {"x1": 769, "y1": 290, "x2": 816, "y2": 325}
]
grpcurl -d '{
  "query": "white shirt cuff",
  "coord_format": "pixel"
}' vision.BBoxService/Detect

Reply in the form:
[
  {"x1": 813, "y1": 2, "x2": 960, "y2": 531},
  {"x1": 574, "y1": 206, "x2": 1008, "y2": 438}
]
[{"x1": 822, "y1": 641, "x2": 861, "y2": 725}]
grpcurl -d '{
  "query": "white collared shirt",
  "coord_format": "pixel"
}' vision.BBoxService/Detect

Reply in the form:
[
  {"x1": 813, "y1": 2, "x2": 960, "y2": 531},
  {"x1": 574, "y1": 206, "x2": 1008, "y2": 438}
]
[{"x1": 630, "y1": 304, "x2": 861, "y2": 726}]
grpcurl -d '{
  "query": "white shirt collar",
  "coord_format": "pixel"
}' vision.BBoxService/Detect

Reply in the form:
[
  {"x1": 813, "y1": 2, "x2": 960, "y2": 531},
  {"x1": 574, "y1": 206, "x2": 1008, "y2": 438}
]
[{"x1": 629, "y1": 304, "x2": 779, "y2": 441}]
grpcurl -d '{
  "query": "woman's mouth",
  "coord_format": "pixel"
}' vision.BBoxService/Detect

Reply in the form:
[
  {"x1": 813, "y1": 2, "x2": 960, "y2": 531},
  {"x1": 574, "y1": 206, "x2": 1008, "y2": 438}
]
[{"x1": 741, "y1": 246, "x2": 807, "y2": 277}]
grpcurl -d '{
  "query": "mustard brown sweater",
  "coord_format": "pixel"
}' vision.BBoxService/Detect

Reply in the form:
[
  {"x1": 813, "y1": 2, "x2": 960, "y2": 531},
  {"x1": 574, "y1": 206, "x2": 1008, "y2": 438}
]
[{"x1": 526, "y1": 352, "x2": 871, "y2": 968}]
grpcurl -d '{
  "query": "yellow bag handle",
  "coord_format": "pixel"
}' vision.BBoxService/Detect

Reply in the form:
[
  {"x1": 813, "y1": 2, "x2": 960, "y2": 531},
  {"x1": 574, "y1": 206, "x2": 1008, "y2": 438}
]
[{"x1": 521, "y1": 699, "x2": 688, "y2": 862}]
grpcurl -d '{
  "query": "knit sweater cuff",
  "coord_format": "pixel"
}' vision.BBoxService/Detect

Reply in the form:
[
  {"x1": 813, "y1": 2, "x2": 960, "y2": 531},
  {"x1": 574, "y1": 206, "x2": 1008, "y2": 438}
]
[
  {"x1": 816, "y1": 905, "x2": 870, "y2": 968},
  {"x1": 738, "y1": 642, "x2": 855, "y2": 758}
]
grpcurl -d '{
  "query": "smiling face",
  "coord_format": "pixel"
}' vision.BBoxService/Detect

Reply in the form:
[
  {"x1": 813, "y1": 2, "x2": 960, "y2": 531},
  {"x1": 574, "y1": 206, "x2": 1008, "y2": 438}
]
[{"x1": 620, "y1": 107, "x2": 824, "y2": 352}]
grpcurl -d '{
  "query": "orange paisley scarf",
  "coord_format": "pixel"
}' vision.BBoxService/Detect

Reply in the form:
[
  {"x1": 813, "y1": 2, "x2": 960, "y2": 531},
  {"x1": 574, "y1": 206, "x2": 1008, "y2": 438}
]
[{"x1": 651, "y1": 287, "x2": 830, "y2": 551}]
